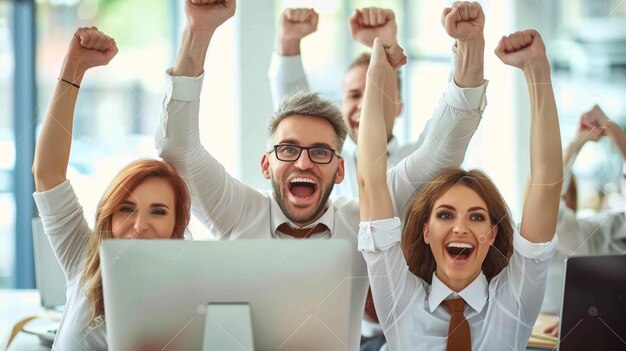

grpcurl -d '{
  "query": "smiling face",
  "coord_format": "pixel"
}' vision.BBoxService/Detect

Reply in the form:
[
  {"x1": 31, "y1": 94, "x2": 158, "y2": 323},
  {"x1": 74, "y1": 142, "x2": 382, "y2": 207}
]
[
  {"x1": 423, "y1": 185, "x2": 497, "y2": 292},
  {"x1": 110, "y1": 177, "x2": 177, "y2": 239},
  {"x1": 341, "y1": 64, "x2": 401, "y2": 143},
  {"x1": 261, "y1": 115, "x2": 344, "y2": 227}
]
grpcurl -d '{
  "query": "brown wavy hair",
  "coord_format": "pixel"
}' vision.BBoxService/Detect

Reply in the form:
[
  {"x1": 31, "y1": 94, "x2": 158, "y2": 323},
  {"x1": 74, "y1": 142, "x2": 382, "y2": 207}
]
[
  {"x1": 79, "y1": 159, "x2": 191, "y2": 324},
  {"x1": 402, "y1": 168, "x2": 514, "y2": 284}
]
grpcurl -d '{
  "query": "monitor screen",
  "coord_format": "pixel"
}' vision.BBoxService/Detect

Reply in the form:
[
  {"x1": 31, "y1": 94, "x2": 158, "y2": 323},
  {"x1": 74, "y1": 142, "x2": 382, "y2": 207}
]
[
  {"x1": 559, "y1": 255, "x2": 626, "y2": 350},
  {"x1": 100, "y1": 239, "x2": 367, "y2": 350}
]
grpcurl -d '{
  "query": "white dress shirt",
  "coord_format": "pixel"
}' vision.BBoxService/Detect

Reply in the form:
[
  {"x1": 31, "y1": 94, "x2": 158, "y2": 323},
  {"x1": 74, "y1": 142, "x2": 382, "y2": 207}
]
[
  {"x1": 33, "y1": 180, "x2": 108, "y2": 351},
  {"x1": 155, "y1": 68, "x2": 487, "y2": 349},
  {"x1": 358, "y1": 218, "x2": 558, "y2": 351}
]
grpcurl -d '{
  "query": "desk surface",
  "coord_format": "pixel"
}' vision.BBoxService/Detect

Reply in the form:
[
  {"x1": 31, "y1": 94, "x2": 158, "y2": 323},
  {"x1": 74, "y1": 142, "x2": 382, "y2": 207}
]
[
  {"x1": 0, "y1": 290, "x2": 50, "y2": 351},
  {"x1": 0, "y1": 289, "x2": 558, "y2": 351}
]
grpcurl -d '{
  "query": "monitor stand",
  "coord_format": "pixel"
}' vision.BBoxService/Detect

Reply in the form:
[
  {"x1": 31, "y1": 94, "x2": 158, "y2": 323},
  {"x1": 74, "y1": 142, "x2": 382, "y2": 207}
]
[{"x1": 203, "y1": 303, "x2": 255, "y2": 351}]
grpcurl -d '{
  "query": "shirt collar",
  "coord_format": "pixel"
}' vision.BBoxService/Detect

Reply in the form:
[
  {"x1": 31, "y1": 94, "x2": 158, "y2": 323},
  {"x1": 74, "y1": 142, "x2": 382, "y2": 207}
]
[
  {"x1": 269, "y1": 194, "x2": 335, "y2": 237},
  {"x1": 428, "y1": 272, "x2": 488, "y2": 314}
]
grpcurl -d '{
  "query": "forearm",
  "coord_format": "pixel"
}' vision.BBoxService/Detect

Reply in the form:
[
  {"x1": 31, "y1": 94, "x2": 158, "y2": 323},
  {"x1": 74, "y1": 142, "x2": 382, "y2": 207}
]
[
  {"x1": 605, "y1": 121, "x2": 626, "y2": 160},
  {"x1": 358, "y1": 70, "x2": 393, "y2": 220},
  {"x1": 563, "y1": 134, "x2": 585, "y2": 167},
  {"x1": 454, "y1": 39, "x2": 485, "y2": 88},
  {"x1": 525, "y1": 62, "x2": 562, "y2": 186},
  {"x1": 522, "y1": 62, "x2": 563, "y2": 243},
  {"x1": 279, "y1": 37, "x2": 302, "y2": 56},
  {"x1": 171, "y1": 27, "x2": 214, "y2": 77},
  {"x1": 33, "y1": 63, "x2": 86, "y2": 191}
]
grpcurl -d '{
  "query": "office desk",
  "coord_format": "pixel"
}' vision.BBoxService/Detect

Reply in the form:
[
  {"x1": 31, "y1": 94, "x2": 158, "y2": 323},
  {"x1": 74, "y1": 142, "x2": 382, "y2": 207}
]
[
  {"x1": 0, "y1": 289, "x2": 557, "y2": 351},
  {"x1": 0, "y1": 290, "x2": 50, "y2": 351}
]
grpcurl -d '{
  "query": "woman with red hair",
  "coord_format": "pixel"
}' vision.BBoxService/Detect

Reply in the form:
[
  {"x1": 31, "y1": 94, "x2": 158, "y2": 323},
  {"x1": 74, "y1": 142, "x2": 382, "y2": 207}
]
[{"x1": 31, "y1": 27, "x2": 191, "y2": 350}]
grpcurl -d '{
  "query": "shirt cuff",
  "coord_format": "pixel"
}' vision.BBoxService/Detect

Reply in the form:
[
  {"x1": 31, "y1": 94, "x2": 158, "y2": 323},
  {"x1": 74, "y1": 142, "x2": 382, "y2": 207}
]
[
  {"x1": 358, "y1": 217, "x2": 402, "y2": 252},
  {"x1": 513, "y1": 230, "x2": 558, "y2": 260},
  {"x1": 164, "y1": 67, "x2": 205, "y2": 102},
  {"x1": 444, "y1": 78, "x2": 489, "y2": 113},
  {"x1": 33, "y1": 180, "x2": 78, "y2": 216}
]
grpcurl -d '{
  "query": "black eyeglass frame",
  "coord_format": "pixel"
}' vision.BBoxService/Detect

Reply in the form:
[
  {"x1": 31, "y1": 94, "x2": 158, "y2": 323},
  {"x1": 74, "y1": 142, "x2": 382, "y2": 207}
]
[{"x1": 268, "y1": 144, "x2": 341, "y2": 165}]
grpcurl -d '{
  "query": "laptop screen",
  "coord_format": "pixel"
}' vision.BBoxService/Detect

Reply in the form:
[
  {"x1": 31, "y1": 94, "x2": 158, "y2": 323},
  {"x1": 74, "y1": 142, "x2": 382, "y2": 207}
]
[{"x1": 559, "y1": 255, "x2": 626, "y2": 350}]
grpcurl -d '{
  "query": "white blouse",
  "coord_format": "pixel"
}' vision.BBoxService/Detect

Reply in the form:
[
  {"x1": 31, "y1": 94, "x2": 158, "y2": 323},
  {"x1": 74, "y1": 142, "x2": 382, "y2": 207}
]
[{"x1": 358, "y1": 217, "x2": 558, "y2": 351}]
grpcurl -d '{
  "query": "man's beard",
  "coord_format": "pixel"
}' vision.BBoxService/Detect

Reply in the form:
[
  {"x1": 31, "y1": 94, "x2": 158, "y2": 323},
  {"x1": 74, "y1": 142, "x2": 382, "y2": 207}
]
[{"x1": 271, "y1": 171, "x2": 337, "y2": 226}]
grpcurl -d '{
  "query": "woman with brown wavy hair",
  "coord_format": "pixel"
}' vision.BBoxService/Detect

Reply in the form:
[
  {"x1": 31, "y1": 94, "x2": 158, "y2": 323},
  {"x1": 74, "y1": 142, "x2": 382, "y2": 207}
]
[
  {"x1": 357, "y1": 8, "x2": 563, "y2": 349},
  {"x1": 31, "y1": 27, "x2": 190, "y2": 351}
]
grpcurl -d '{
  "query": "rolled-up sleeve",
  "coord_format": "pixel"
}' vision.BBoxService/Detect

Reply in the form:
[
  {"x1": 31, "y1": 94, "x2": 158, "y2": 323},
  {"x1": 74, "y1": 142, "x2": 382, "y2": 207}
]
[{"x1": 514, "y1": 231, "x2": 558, "y2": 260}]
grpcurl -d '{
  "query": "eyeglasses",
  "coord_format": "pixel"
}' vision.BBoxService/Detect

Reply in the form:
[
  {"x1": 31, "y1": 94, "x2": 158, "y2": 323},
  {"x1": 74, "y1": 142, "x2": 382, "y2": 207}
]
[{"x1": 269, "y1": 144, "x2": 340, "y2": 164}]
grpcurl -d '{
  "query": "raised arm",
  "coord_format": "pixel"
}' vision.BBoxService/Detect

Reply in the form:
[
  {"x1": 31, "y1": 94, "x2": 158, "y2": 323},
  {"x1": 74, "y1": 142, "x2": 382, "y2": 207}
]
[
  {"x1": 32, "y1": 27, "x2": 117, "y2": 192},
  {"x1": 172, "y1": 0, "x2": 235, "y2": 77},
  {"x1": 358, "y1": 38, "x2": 406, "y2": 221},
  {"x1": 268, "y1": 8, "x2": 316, "y2": 109},
  {"x1": 496, "y1": 30, "x2": 563, "y2": 243},
  {"x1": 350, "y1": 7, "x2": 401, "y2": 124},
  {"x1": 387, "y1": 2, "x2": 487, "y2": 214},
  {"x1": 442, "y1": 1, "x2": 486, "y2": 88},
  {"x1": 564, "y1": 111, "x2": 603, "y2": 167},
  {"x1": 582, "y1": 105, "x2": 626, "y2": 160},
  {"x1": 278, "y1": 8, "x2": 318, "y2": 56}
]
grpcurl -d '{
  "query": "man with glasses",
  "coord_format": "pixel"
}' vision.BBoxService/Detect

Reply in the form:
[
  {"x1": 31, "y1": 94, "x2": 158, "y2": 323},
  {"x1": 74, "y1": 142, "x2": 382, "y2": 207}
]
[{"x1": 156, "y1": 1, "x2": 487, "y2": 349}]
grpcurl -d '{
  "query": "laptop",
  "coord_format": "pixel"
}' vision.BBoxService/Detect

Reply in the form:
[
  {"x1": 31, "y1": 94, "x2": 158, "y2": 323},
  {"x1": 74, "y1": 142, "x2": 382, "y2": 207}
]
[{"x1": 558, "y1": 254, "x2": 626, "y2": 350}]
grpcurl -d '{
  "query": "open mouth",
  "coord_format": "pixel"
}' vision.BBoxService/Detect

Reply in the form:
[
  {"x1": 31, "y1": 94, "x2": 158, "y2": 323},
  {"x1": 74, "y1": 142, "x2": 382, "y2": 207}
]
[
  {"x1": 445, "y1": 242, "x2": 475, "y2": 261},
  {"x1": 288, "y1": 177, "x2": 318, "y2": 199}
]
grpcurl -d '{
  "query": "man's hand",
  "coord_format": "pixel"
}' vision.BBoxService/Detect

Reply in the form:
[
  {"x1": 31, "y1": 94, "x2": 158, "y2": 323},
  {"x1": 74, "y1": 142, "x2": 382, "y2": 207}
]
[
  {"x1": 441, "y1": 1, "x2": 484, "y2": 43},
  {"x1": 61, "y1": 27, "x2": 117, "y2": 81},
  {"x1": 185, "y1": 0, "x2": 236, "y2": 32},
  {"x1": 278, "y1": 8, "x2": 318, "y2": 55},
  {"x1": 495, "y1": 29, "x2": 547, "y2": 70},
  {"x1": 350, "y1": 8, "x2": 397, "y2": 48}
]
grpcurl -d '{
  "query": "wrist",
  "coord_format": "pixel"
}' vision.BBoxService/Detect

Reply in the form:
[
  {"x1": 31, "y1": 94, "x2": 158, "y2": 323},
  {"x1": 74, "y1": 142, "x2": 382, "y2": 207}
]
[
  {"x1": 171, "y1": 27, "x2": 213, "y2": 77},
  {"x1": 185, "y1": 21, "x2": 218, "y2": 35},
  {"x1": 605, "y1": 120, "x2": 622, "y2": 137},
  {"x1": 454, "y1": 37, "x2": 485, "y2": 88},
  {"x1": 59, "y1": 61, "x2": 87, "y2": 85},
  {"x1": 456, "y1": 36, "x2": 485, "y2": 49},
  {"x1": 523, "y1": 61, "x2": 551, "y2": 86},
  {"x1": 573, "y1": 132, "x2": 589, "y2": 146},
  {"x1": 522, "y1": 59, "x2": 550, "y2": 76},
  {"x1": 279, "y1": 37, "x2": 302, "y2": 56}
]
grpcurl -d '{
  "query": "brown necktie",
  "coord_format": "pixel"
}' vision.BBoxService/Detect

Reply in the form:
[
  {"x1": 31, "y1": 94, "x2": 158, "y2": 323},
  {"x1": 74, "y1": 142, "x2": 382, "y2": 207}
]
[
  {"x1": 276, "y1": 223, "x2": 328, "y2": 238},
  {"x1": 443, "y1": 298, "x2": 471, "y2": 351}
]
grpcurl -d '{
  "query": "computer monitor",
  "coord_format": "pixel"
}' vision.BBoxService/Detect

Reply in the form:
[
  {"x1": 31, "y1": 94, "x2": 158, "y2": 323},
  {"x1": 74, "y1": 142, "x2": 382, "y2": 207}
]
[
  {"x1": 100, "y1": 239, "x2": 367, "y2": 351},
  {"x1": 558, "y1": 255, "x2": 626, "y2": 351},
  {"x1": 32, "y1": 217, "x2": 66, "y2": 309}
]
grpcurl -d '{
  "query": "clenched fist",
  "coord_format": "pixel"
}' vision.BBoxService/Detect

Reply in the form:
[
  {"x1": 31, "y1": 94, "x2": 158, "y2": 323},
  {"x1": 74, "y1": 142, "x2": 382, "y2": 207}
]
[
  {"x1": 185, "y1": 0, "x2": 236, "y2": 32},
  {"x1": 441, "y1": 1, "x2": 484, "y2": 42},
  {"x1": 280, "y1": 8, "x2": 318, "y2": 41},
  {"x1": 65, "y1": 27, "x2": 117, "y2": 73},
  {"x1": 350, "y1": 7, "x2": 397, "y2": 48},
  {"x1": 495, "y1": 29, "x2": 547, "y2": 70}
]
